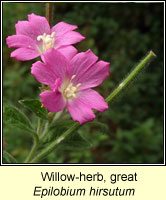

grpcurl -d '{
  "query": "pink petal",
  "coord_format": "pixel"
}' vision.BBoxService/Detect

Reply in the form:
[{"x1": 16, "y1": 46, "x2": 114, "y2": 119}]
[
  {"x1": 51, "y1": 22, "x2": 77, "y2": 37},
  {"x1": 54, "y1": 31, "x2": 85, "y2": 49},
  {"x1": 28, "y1": 13, "x2": 50, "y2": 35},
  {"x1": 67, "y1": 98, "x2": 95, "y2": 124},
  {"x1": 57, "y1": 45, "x2": 78, "y2": 60},
  {"x1": 78, "y1": 60, "x2": 110, "y2": 90},
  {"x1": 6, "y1": 35, "x2": 35, "y2": 48},
  {"x1": 50, "y1": 78, "x2": 62, "y2": 91},
  {"x1": 41, "y1": 49, "x2": 69, "y2": 80},
  {"x1": 15, "y1": 21, "x2": 40, "y2": 40},
  {"x1": 11, "y1": 48, "x2": 39, "y2": 61},
  {"x1": 31, "y1": 61, "x2": 57, "y2": 86},
  {"x1": 70, "y1": 49, "x2": 98, "y2": 81},
  {"x1": 77, "y1": 89, "x2": 108, "y2": 112},
  {"x1": 40, "y1": 91, "x2": 66, "y2": 113}
]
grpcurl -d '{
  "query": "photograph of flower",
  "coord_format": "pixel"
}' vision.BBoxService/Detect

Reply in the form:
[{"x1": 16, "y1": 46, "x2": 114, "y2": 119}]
[{"x1": 2, "y1": 2, "x2": 164, "y2": 164}]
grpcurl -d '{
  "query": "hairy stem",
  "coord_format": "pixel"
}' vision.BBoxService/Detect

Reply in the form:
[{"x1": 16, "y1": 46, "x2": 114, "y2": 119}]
[
  {"x1": 29, "y1": 51, "x2": 156, "y2": 163},
  {"x1": 39, "y1": 121, "x2": 49, "y2": 141},
  {"x1": 30, "y1": 123, "x2": 79, "y2": 163},
  {"x1": 24, "y1": 134, "x2": 39, "y2": 163},
  {"x1": 39, "y1": 111, "x2": 64, "y2": 142},
  {"x1": 37, "y1": 118, "x2": 42, "y2": 136},
  {"x1": 106, "y1": 51, "x2": 156, "y2": 103}
]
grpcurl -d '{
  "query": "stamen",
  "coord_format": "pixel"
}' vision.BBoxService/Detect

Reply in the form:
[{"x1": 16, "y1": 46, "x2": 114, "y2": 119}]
[
  {"x1": 36, "y1": 32, "x2": 55, "y2": 53},
  {"x1": 37, "y1": 35, "x2": 43, "y2": 41},
  {"x1": 71, "y1": 75, "x2": 76, "y2": 80},
  {"x1": 62, "y1": 77, "x2": 81, "y2": 100},
  {"x1": 76, "y1": 83, "x2": 81, "y2": 88},
  {"x1": 51, "y1": 32, "x2": 55, "y2": 37},
  {"x1": 72, "y1": 94, "x2": 76, "y2": 98}
]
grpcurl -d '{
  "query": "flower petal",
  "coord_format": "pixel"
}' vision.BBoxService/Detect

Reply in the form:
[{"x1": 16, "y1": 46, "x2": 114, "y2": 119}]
[
  {"x1": 51, "y1": 22, "x2": 77, "y2": 37},
  {"x1": 40, "y1": 91, "x2": 66, "y2": 113},
  {"x1": 11, "y1": 48, "x2": 39, "y2": 61},
  {"x1": 78, "y1": 60, "x2": 110, "y2": 90},
  {"x1": 6, "y1": 35, "x2": 36, "y2": 48},
  {"x1": 15, "y1": 21, "x2": 40, "y2": 40},
  {"x1": 67, "y1": 98, "x2": 95, "y2": 124},
  {"x1": 31, "y1": 61, "x2": 57, "y2": 86},
  {"x1": 57, "y1": 45, "x2": 78, "y2": 60},
  {"x1": 54, "y1": 31, "x2": 85, "y2": 49},
  {"x1": 70, "y1": 49, "x2": 98, "y2": 81},
  {"x1": 77, "y1": 89, "x2": 108, "y2": 112},
  {"x1": 41, "y1": 49, "x2": 69, "y2": 80},
  {"x1": 28, "y1": 13, "x2": 50, "y2": 35}
]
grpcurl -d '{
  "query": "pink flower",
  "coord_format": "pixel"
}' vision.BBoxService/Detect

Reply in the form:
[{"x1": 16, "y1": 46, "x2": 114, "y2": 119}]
[
  {"x1": 6, "y1": 13, "x2": 85, "y2": 61},
  {"x1": 31, "y1": 49, "x2": 110, "y2": 124}
]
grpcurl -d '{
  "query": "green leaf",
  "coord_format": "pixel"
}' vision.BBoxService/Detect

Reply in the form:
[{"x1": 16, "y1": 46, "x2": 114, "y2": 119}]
[
  {"x1": 59, "y1": 132, "x2": 92, "y2": 151},
  {"x1": 3, "y1": 151, "x2": 17, "y2": 163},
  {"x1": 89, "y1": 121, "x2": 109, "y2": 134},
  {"x1": 45, "y1": 120, "x2": 76, "y2": 143},
  {"x1": 3, "y1": 104, "x2": 34, "y2": 133},
  {"x1": 50, "y1": 120, "x2": 75, "y2": 130},
  {"x1": 42, "y1": 120, "x2": 91, "y2": 151},
  {"x1": 19, "y1": 99, "x2": 48, "y2": 120}
]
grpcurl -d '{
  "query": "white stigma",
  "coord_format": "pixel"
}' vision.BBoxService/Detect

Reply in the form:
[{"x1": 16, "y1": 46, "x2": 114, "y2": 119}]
[
  {"x1": 62, "y1": 75, "x2": 81, "y2": 100},
  {"x1": 37, "y1": 32, "x2": 55, "y2": 53}
]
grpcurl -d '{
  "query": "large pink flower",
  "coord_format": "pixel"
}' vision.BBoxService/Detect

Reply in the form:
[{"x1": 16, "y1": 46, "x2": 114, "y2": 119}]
[
  {"x1": 6, "y1": 13, "x2": 85, "y2": 61},
  {"x1": 31, "y1": 49, "x2": 110, "y2": 124}
]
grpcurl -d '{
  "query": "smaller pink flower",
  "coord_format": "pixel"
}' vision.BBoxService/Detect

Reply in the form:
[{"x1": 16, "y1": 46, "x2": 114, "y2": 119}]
[
  {"x1": 6, "y1": 13, "x2": 85, "y2": 61},
  {"x1": 31, "y1": 49, "x2": 110, "y2": 124}
]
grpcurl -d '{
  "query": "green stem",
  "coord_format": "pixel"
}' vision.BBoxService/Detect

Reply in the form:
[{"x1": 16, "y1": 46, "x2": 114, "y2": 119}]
[
  {"x1": 106, "y1": 51, "x2": 156, "y2": 103},
  {"x1": 51, "y1": 111, "x2": 64, "y2": 125},
  {"x1": 24, "y1": 118, "x2": 43, "y2": 163},
  {"x1": 39, "y1": 111, "x2": 65, "y2": 142},
  {"x1": 30, "y1": 123, "x2": 79, "y2": 163},
  {"x1": 39, "y1": 121, "x2": 49, "y2": 141},
  {"x1": 37, "y1": 118, "x2": 42, "y2": 136},
  {"x1": 29, "y1": 51, "x2": 156, "y2": 163},
  {"x1": 24, "y1": 134, "x2": 39, "y2": 163}
]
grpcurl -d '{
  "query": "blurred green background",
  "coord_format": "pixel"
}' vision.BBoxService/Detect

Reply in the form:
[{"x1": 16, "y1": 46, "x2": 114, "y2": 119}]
[{"x1": 3, "y1": 2, "x2": 164, "y2": 164}]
